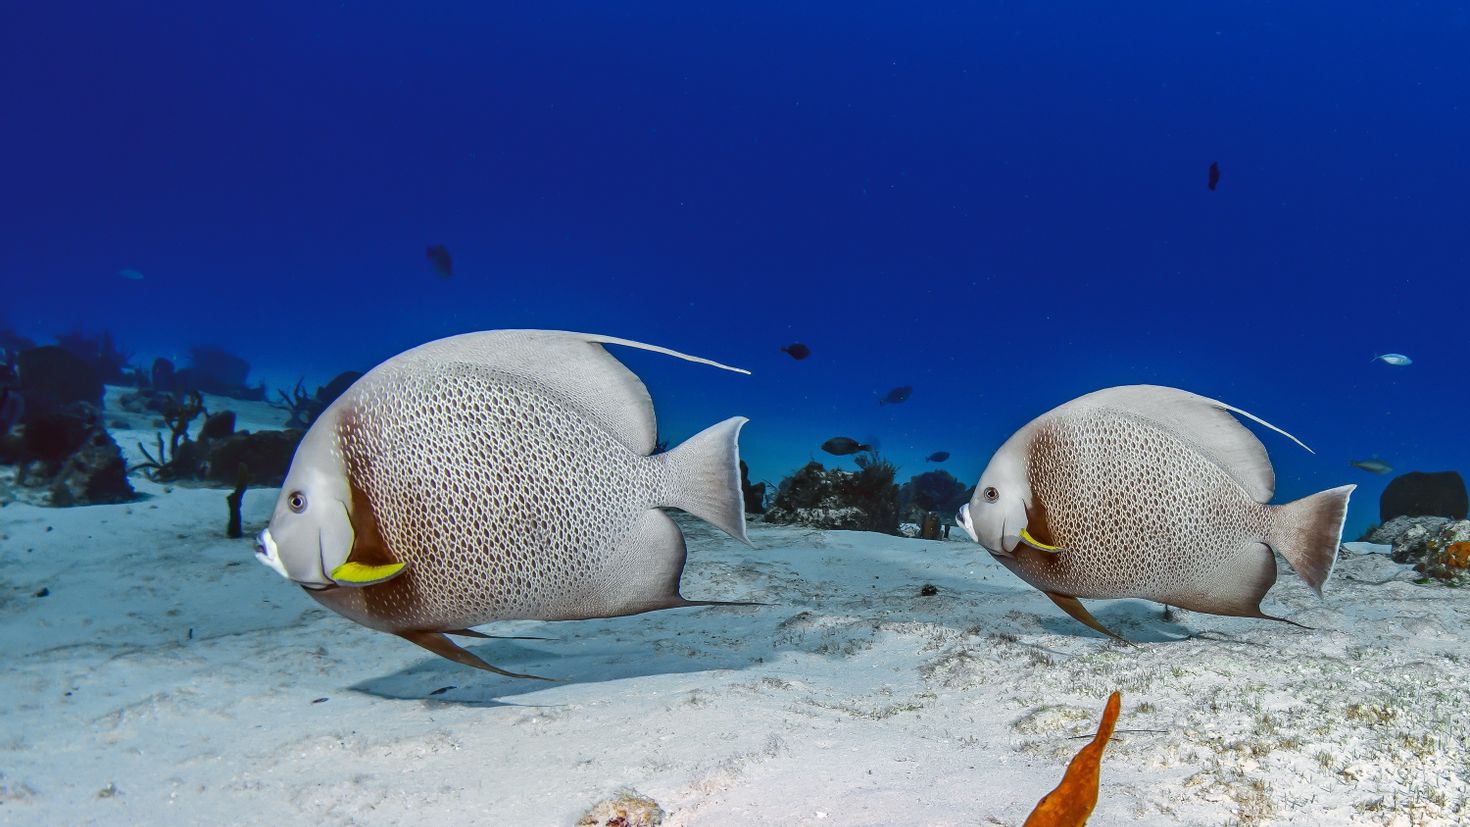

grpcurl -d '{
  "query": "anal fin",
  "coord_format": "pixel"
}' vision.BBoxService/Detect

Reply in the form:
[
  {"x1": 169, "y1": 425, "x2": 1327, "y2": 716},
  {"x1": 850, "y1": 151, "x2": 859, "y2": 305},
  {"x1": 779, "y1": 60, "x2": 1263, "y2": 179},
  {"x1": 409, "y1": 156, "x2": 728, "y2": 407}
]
[
  {"x1": 1044, "y1": 592, "x2": 1134, "y2": 645},
  {"x1": 399, "y1": 630, "x2": 556, "y2": 681}
]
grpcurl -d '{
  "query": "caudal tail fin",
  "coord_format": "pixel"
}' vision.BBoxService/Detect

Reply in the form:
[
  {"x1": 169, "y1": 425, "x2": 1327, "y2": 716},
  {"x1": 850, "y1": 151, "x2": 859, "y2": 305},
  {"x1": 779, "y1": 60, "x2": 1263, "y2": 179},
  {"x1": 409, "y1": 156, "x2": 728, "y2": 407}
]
[
  {"x1": 1268, "y1": 484, "x2": 1355, "y2": 596},
  {"x1": 658, "y1": 416, "x2": 753, "y2": 547}
]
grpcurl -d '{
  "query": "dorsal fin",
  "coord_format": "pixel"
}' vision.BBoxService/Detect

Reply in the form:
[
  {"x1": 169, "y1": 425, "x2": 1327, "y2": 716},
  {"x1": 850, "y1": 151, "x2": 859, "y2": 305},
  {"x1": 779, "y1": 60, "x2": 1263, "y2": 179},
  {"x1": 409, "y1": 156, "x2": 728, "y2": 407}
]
[
  {"x1": 1059, "y1": 385, "x2": 1311, "y2": 503},
  {"x1": 386, "y1": 330, "x2": 748, "y2": 456}
]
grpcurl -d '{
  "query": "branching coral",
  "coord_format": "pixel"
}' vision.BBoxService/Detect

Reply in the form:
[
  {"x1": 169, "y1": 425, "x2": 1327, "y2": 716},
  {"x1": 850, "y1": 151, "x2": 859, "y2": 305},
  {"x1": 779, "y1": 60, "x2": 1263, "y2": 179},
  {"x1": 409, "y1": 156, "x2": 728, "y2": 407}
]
[
  {"x1": 129, "y1": 390, "x2": 206, "y2": 481},
  {"x1": 269, "y1": 377, "x2": 319, "y2": 429}
]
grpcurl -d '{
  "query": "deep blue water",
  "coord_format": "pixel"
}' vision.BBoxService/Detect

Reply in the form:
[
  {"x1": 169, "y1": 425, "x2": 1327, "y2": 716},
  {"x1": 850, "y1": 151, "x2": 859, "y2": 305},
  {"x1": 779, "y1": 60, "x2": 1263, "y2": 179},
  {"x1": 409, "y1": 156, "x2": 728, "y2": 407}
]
[{"x1": 4, "y1": 2, "x2": 1468, "y2": 538}]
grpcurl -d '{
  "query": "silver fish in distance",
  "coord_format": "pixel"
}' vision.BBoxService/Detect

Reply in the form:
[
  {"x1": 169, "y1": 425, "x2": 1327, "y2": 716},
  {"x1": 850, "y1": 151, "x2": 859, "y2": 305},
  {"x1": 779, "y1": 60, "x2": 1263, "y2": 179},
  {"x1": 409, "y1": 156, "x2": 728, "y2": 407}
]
[
  {"x1": 955, "y1": 385, "x2": 1354, "y2": 641},
  {"x1": 1350, "y1": 457, "x2": 1393, "y2": 475},
  {"x1": 255, "y1": 330, "x2": 752, "y2": 677},
  {"x1": 1372, "y1": 353, "x2": 1412, "y2": 366}
]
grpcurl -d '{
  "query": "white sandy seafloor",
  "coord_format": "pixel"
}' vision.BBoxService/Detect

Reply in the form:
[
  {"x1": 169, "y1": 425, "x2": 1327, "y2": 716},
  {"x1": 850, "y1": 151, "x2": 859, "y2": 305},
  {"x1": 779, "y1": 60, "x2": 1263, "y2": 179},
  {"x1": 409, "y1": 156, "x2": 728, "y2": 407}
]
[{"x1": 0, "y1": 392, "x2": 1467, "y2": 826}]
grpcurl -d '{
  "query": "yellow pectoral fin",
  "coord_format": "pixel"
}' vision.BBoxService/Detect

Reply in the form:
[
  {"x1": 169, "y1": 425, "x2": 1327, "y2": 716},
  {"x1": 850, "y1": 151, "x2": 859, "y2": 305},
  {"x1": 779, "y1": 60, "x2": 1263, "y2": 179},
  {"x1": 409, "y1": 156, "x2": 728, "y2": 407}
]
[
  {"x1": 1020, "y1": 527, "x2": 1064, "y2": 553},
  {"x1": 329, "y1": 561, "x2": 407, "y2": 587}
]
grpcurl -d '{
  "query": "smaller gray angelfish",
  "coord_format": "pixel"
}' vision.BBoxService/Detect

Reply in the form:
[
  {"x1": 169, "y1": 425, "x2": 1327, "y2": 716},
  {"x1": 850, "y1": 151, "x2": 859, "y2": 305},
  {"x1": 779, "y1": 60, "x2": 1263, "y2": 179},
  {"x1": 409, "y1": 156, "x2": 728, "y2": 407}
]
[{"x1": 956, "y1": 385, "x2": 1354, "y2": 641}]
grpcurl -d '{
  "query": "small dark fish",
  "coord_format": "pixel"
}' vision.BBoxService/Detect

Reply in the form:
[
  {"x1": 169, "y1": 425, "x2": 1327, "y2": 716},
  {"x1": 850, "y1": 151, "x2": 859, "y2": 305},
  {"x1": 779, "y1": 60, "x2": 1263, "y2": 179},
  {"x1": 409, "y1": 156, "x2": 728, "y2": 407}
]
[
  {"x1": 926, "y1": 451, "x2": 950, "y2": 463},
  {"x1": 311, "y1": 697, "x2": 329, "y2": 704},
  {"x1": 34, "y1": 587, "x2": 50, "y2": 598},
  {"x1": 879, "y1": 386, "x2": 913, "y2": 406},
  {"x1": 779, "y1": 343, "x2": 811, "y2": 360},
  {"x1": 429, "y1": 685, "x2": 456, "y2": 696},
  {"x1": 1208, "y1": 162, "x2": 1220, "y2": 192},
  {"x1": 822, "y1": 437, "x2": 873, "y2": 456},
  {"x1": 426, "y1": 244, "x2": 453, "y2": 278}
]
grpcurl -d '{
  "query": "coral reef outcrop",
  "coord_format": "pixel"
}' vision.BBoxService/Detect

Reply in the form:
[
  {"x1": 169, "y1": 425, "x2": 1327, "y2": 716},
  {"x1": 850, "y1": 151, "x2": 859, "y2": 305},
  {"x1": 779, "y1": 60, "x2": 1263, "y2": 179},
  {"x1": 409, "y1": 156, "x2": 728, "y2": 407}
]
[
  {"x1": 2, "y1": 402, "x2": 134, "y2": 506},
  {"x1": 739, "y1": 460, "x2": 767, "y2": 514},
  {"x1": 15, "y1": 346, "x2": 103, "y2": 419},
  {"x1": 174, "y1": 346, "x2": 265, "y2": 401},
  {"x1": 763, "y1": 457, "x2": 900, "y2": 534},
  {"x1": 1409, "y1": 520, "x2": 1470, "y2": 585},
  {"x1": 898, "y1": 469, "x2": 972, "y2": 538}
]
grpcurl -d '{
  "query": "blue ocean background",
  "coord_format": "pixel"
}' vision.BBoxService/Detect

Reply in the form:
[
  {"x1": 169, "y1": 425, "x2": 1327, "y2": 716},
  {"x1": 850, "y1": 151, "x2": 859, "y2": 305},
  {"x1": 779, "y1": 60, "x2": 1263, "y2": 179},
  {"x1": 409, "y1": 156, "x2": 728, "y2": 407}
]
[{"x1": 4, "y1": 2, "x2": 1467, "y2": 540}]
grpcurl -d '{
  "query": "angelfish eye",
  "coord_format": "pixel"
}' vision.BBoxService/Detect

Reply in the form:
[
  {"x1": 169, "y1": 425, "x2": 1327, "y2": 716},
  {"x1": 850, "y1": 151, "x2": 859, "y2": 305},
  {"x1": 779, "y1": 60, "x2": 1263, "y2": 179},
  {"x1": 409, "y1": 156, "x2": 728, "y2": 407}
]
[
  {"x1": 983, "y1": 486, "x2": 999, "y2": 502},
  {"x1": 288, "y1": 491, "x2": 308, "y2": 513}
]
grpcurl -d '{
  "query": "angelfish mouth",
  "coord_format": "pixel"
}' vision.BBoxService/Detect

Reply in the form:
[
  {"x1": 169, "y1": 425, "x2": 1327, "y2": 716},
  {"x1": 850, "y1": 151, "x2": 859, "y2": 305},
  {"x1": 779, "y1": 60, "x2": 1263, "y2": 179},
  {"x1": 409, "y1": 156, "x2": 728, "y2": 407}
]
[
  {"x1": 255, "y1": 529, "x2": 290, "y2": 579},
  {"x1": 955, "y1": 504, "x2": 979, "y2": 544}
]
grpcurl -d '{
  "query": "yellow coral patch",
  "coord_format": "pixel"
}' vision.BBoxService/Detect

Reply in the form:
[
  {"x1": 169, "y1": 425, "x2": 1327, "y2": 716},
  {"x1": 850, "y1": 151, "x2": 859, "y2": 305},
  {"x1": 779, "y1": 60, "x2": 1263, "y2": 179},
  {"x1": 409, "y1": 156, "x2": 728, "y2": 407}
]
[{"x1": 1444, "y1": 541, "x2": 1470, "y2": 570}]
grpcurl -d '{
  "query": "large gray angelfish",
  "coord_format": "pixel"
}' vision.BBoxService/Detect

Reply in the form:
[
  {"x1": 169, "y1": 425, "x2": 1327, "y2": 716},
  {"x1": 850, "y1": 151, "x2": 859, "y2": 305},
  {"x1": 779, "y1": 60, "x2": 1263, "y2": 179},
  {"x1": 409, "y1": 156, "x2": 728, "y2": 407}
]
[
  {"x1": 955, "y1": 385, "x2": 1354, "y2": 641},
  {"x1": 254, "y1": 330, "x2": 753, "y2": 677}
]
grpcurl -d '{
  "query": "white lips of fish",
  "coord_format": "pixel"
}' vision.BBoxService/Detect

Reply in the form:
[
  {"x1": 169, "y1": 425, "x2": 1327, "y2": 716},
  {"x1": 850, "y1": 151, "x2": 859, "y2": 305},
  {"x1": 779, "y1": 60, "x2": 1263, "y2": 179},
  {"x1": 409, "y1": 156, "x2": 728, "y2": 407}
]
[
  {"x1": 255, "y1": 528, "x2": 289, "y2": 579},
  {"x1": 956, "y1": 503, "x2": 978, "y2": 543}
]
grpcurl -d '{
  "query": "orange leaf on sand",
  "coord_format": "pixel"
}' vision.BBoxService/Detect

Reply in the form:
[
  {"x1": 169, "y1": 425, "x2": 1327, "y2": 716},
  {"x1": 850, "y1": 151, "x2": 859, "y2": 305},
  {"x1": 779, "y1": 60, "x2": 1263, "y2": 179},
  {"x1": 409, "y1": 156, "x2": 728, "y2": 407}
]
[{"x1": 1023, "y1": 691, "x2": 1122, "y2": 827}]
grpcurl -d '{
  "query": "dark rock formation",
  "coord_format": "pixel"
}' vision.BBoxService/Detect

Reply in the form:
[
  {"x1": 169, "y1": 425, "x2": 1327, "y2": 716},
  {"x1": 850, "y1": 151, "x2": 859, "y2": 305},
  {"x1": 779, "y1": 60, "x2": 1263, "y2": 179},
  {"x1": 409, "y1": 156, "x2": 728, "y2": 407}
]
[
  {"x1": 174, "y1": 346, "x2": 265, "y2": 401},
  {"x1": 152, "y1": 412, "x2": 300, "y2": 488},
  {"x1": 123, "y1": 386, "x2": 301, "y2": 487},
  {"x1": 194, "y1": 428, "x2": 303, "y2": 486},
  {"x1": 6, "y1": 402, "x2": 134, "y2": 506},
  {"x1": 118, "y1": 387, "x2": 180, "y2": 415},
  {"x1": 20, "y1": 403, "x2": 96, "y2": 466},
  {"x1": 739, "y1": 460, "x2": 766, "y2": 514},
  {"x1": 1, "y1": 385, "x2": 23, "y2": 439},
  {"x1": 316, "y1": 371, "x2": 362, "y2": 407},
  {"x1": 763, "y1": 458, "x2": 900, "y2": 534},
  {"x1": 198, "y1": 410, "x2": 236, "y2": 442},
  {"x1": 54, "y1": 329, "x2": 129, "y2": 384},
  {"x1": 150, "y1": 357, "x2": 176, "y2": 392},
  {"x1": 1380, "y1": 471, "x2": 1468, "y2": 522},
  {"x1": 0, "y1": 328, "x2": 36, "y2": 364},
  {"x1": 48, "y1": 426, "x2": 134, "y2": 506},
  {"x1": 16, "y1": 346, "x2": 103, "y2": 420}
]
